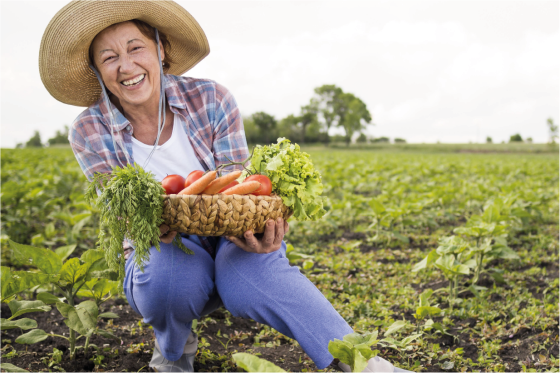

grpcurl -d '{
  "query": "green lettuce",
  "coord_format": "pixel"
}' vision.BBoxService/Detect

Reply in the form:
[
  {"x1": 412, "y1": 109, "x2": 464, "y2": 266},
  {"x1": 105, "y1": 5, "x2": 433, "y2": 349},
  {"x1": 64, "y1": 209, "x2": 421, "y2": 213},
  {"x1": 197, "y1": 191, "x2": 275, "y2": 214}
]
[{"x1": 250, "y1": 138, "x2": 326, "y2": 221}]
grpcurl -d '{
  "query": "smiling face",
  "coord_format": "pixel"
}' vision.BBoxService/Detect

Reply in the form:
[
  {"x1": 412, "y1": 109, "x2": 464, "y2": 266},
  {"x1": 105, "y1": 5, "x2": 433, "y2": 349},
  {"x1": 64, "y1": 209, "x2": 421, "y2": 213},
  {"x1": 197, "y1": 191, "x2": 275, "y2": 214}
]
[{"x1": 91, "y1": 21, "x2": 164, "y2": 109}]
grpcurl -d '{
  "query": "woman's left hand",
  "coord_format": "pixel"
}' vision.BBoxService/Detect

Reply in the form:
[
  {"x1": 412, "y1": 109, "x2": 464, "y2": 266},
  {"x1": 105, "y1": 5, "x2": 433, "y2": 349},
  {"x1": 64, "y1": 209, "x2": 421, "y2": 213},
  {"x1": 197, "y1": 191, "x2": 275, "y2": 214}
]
[{"x1": 226, "y1": 218, "x2": 289, "y2": 254}]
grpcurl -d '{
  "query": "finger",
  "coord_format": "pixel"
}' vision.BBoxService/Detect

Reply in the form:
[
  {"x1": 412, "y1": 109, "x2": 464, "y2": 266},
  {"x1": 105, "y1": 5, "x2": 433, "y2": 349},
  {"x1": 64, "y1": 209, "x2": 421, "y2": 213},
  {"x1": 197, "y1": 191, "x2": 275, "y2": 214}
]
[
  {"x1": 284, "y1": 220, "x2": 289, "y2": 234},
  {"x1": 273, "y1": 217, "x2": 284, "y2": 247},
  {"x1": 244, "y1": 230, "x2": 261, "y2": 253},
  {"x1": 159, "y1": 224, "x2": 170, "y2": 236},
  {"x1": 227, "y1": 235, "x2": 247, "y2": 250},
  {"x1": 262, "y1": 220, "x2": 276, "y2": 249},
  {"x1": 161, "y1": 231, "x2": 177, "y2": 244}
]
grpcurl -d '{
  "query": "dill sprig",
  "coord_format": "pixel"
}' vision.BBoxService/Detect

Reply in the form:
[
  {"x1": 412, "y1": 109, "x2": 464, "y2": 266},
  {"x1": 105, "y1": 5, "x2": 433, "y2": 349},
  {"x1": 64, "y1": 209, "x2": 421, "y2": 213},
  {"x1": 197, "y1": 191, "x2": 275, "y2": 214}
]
[{"x1": 86, "y1": 163, "x2": 193, "y2": 289}]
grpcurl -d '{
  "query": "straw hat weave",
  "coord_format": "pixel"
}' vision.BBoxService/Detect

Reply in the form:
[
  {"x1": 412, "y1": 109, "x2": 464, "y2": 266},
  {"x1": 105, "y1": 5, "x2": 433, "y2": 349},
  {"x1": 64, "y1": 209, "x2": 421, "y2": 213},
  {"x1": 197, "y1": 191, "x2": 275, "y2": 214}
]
[{"x1": 39, "y1": 0, "x2": 209, "y2": 107}]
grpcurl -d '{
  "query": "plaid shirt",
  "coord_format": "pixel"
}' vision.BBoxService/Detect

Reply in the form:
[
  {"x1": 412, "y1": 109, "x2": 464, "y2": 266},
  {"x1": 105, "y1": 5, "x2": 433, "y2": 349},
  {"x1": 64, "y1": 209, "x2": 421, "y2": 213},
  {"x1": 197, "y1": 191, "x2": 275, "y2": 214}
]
[{"x1": 69, "y1": 75, "x2": 249, "y2": 256}]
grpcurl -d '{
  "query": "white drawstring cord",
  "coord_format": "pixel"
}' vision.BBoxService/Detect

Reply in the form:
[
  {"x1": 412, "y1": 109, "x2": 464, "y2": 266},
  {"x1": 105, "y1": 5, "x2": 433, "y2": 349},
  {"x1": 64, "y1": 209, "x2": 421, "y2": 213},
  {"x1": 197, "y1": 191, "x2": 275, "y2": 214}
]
[{"x1": 89, "y1": 27, "x2": 166, "y2": 170}]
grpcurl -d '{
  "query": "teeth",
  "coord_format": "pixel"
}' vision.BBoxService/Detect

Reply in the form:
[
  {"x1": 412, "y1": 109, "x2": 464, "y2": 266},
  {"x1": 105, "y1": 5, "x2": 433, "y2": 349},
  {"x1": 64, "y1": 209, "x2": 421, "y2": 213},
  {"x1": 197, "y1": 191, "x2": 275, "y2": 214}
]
[{"x1": 122, "y1": 74, "x2": 145, "y2": 86}]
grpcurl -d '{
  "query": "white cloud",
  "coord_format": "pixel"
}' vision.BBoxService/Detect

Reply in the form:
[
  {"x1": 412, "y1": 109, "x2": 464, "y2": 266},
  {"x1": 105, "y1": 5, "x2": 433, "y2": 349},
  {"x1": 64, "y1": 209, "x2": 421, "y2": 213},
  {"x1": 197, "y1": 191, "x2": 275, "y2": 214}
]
[{"x1": 368, "y1": 21, "x2": 470, "y2": 45}]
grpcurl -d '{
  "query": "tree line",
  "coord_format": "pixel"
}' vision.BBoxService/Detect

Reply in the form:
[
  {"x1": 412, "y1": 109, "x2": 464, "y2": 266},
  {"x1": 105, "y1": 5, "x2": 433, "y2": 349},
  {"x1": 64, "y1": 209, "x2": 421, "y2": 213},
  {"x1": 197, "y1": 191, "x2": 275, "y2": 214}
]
[{"x1": 244, "y1": 84, "x2": 375, "y2": 146}]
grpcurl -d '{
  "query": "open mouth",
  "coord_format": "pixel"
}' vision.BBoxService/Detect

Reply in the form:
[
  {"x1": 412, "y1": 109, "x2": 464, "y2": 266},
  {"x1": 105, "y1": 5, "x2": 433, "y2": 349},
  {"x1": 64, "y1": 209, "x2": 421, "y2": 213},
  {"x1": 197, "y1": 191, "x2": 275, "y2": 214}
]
[{"x1": 121, "y1": 74, "x2": 145, "y2": 87}]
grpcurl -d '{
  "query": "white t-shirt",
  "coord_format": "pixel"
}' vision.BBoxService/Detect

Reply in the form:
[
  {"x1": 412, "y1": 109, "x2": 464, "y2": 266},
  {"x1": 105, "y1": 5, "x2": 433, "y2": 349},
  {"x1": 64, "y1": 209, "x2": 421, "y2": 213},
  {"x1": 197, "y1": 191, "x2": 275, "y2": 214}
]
[{"x1": 131, "y1": 114, "x2": 205, "y2": 181}]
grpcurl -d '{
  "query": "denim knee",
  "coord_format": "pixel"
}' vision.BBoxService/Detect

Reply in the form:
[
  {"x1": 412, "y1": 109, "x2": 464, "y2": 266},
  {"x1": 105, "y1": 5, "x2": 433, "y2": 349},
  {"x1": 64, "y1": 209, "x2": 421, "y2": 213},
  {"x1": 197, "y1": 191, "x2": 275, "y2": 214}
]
[{"x1": 126, "y1": 239, "x2": 216, "y2": 325}]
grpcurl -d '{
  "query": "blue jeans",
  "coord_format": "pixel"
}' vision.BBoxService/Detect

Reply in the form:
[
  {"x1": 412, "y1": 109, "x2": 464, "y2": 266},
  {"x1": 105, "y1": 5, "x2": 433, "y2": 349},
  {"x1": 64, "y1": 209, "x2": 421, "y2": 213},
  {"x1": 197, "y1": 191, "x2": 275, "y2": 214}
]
[{"x1": 123, "y1": 236, "x2": 353, "y2": 369}]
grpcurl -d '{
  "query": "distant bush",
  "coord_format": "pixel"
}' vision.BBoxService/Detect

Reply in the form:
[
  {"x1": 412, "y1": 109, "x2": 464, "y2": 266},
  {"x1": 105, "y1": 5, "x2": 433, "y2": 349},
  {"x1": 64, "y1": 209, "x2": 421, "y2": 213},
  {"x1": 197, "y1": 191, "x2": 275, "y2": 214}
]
[
  {"x1": 526, "y1": 137, "x2": 533, "y2": 143},
  {"x1": 25, "y1": 131, "x2": 43, "y2": 148},
  {"x1": 394, "y1": 138, "x2": 406, "y2": 143},
  {"x1": 486, "y1": 136, "x2": 493, "y2": 143},
  {"x1": 356, "y1": 133, "x2": 368, "y2": 143},
  {"x1": 373, "y1": 137, "x2": 390, "y2": 143},
  {"x1": 48, "y1": 126, "x2": 69, "y2": 146},
  {"x1": 509, "y1": 134, "x2": 523, "y2": 142}
]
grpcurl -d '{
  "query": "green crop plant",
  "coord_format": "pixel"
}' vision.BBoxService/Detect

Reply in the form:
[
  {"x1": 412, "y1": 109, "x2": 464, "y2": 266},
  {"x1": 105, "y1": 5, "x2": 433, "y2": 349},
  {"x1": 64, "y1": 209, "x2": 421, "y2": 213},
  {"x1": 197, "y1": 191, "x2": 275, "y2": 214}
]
[
  {"x1": 413, "y1": 289, "x2": 448, "y2": 336},
  {"x1": 412, "y1": 236, "x2": 475, "y2": 311},
  {"x1": 454, "y1": 198, "x2": 519, "y2": 285},
  {"x1": 1, "y1": 240, "x2": 120, "y2": 359},
  {"x1": 328, "y1": 332, "x2": 381, "y2": 372}
]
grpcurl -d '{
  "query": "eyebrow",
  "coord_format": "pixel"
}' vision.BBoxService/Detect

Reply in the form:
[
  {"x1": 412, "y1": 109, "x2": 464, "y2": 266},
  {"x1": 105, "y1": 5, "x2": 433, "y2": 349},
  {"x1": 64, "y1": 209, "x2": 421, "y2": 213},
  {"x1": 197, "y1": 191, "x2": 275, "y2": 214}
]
[{"x1": 98, "y1": 39, "x2": 143, "y2": 55}]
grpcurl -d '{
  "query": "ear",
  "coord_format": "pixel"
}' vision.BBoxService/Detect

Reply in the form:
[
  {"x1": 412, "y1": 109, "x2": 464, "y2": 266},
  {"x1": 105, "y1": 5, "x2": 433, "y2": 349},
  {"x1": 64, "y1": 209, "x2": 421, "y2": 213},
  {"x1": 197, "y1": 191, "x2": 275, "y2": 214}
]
[{"x1": 158, "y1": 40, "x2": 165, "y2": 63}]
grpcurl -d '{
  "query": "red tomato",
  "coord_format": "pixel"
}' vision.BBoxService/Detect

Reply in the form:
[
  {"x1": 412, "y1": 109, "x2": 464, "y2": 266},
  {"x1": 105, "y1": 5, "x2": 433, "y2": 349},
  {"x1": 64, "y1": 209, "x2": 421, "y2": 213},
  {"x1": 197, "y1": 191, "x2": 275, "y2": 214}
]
[
  {"x1": 244, "y1": 175, "x2": 272, "y2": 196},
  {"x1": 184, "y1": 170, "x2": 204, "y2": 188},
  {"x1": 218, "y1": 180, "x2": 239, "y2": 193},
  {"x1": 162, "y1": 174, "x2": 186, "y2": 194}
]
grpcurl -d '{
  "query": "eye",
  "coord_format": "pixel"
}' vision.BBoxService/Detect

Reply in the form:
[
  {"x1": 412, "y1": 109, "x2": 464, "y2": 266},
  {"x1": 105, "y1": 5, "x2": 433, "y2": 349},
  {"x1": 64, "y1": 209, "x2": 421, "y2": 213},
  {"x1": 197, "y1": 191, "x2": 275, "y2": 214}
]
[
  {"x1": 103, "y1": 56, "x2": 116, "y2": 63},
  {"x1": 132, "y1": 46, "x2": 143, "y2": 52}
]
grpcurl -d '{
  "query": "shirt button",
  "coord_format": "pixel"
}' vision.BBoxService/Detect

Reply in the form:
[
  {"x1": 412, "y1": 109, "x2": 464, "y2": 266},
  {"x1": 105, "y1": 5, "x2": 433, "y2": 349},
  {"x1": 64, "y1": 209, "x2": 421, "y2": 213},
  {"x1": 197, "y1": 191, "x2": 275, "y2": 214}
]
[{"x1": 126, "y1": 125, "x2": 132, "y2": 131}]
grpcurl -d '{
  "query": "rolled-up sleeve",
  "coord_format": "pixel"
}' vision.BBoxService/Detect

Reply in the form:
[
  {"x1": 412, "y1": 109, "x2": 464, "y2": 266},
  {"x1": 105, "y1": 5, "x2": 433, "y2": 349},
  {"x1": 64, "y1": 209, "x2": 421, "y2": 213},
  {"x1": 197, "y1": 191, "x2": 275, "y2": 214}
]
[{"x1": 211, "y1": 82, "x2": 249, "y2": 172}]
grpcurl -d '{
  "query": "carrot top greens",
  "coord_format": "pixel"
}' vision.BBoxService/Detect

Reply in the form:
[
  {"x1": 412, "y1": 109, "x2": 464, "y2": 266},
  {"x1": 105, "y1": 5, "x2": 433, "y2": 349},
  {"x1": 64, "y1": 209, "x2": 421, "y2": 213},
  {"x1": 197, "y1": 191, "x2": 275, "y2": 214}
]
[{"x1": 85, "y1": 163, "x2": 192, "y2": 288}]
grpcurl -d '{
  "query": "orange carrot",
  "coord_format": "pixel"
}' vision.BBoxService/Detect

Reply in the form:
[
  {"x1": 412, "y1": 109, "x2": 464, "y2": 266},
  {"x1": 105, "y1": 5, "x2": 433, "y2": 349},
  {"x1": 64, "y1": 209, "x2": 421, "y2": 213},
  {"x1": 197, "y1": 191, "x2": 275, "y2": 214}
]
[
  {"x1": 202, "y1": 171, "x2": 242, "y2": 195},
  {"x1": 221, "y1": 181, "x2": 261, "y2": 195},
  {"x1": 178, "y1": 171, "x2": 217, "y2": 195}
]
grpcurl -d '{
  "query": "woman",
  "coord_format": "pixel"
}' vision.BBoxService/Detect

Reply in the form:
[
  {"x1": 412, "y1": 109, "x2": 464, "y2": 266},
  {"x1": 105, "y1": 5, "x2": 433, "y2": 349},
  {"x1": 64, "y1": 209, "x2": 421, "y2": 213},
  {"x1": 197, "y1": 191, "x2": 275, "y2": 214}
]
[{"x1": 40, "y1": 2, "x2": 409, "y2": 372}]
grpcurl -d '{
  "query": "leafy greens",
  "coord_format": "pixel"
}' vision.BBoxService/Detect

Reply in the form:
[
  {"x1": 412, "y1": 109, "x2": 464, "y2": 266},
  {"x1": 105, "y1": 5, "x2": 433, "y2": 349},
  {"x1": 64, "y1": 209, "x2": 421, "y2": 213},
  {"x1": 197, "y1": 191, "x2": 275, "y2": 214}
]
[
  {"x1": 250, "y1": 138, "x2": 326, "y2": 221},
  {"x1": 86, "y1": 163, "x2": 192, "y2": 289}
]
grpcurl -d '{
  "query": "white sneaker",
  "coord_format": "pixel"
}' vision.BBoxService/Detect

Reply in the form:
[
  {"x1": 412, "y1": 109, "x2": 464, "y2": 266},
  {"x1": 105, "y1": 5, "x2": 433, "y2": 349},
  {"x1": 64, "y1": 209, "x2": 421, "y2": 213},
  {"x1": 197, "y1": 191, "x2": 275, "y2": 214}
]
[
  {"x1": 338, "y1": 355, "x2": 412, "y2": 372},
  {"x1": 150, "y1": 332, "x2": 198, "y2": 372}
]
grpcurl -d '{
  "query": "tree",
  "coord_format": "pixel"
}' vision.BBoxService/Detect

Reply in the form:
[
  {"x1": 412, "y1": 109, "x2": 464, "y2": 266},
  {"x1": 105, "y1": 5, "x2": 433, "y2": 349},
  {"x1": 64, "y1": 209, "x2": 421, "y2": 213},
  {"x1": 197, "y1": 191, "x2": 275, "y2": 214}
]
[
  {"x1": 356, "y1": 133, "x2": 368, "y2": 143},
  {"x1": 242, "y1": 116, "x2": 260, "y2": 145},
  {"x1": 394, "y1": 138, "x2": 406, "y2": 143},
  {"x1": 48, "y1": 125, "x2": 70, "y2": 146},
  {"x1": 25, "y1": 131, "x2": 43, "y2": 148},
  {"x1": 277, "y1": 114, "x2": 300, "y2": 141},
  {"x1": 299, "y1": 102, "x2": 319, "y2": 144},
  {"x1": 312, "y1": 85, "x2": 344, "y2": 143},
  {"x1": 338, "y1": 93, "x2": 372, "y2": 146},
  {"x1": 547, "y1": 117, "x2": 558, "y2": 144},
  {"x1": 251, "y1": 112, "x2": 277, "y2": 144},
  {"x1": 486, "y1": 136, "x2": 493, "y2": 143},
  {"x1": 509, "y1": 134, "x2": 523, "y2": 142}
]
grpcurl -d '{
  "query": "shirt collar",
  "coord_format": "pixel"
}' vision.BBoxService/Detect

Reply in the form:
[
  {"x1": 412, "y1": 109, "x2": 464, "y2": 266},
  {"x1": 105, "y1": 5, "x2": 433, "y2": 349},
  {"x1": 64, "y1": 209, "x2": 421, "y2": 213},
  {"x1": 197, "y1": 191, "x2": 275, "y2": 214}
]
[{"x1": 97, "y1": 74, "x2": 186, "y2": 131}]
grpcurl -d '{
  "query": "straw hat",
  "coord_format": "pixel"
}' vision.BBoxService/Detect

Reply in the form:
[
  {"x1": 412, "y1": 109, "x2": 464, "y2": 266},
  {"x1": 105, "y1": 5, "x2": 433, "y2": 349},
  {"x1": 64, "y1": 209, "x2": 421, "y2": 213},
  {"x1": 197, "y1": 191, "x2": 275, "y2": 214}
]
[{"x1": 39, "y1": 0, "x2": 210, "y2": 107}]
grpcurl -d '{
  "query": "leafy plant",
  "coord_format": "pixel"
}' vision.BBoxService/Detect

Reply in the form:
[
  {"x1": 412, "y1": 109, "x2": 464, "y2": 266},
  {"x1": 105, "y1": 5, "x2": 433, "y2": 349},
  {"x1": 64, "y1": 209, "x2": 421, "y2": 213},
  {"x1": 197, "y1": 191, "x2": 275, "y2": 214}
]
[
  {"x1": 328, "y1": 332, "x2": 380, "y2": 372},
  {"x1": 232, "y1": 353, "x2": 286, "y2": 372},
  {"x1": 250, "y1": 138, "x2": 327, "y2": 221},
  {"x1": 1, "y1": 240, "x2": 120, "y2": 359},
  {"x1": 412, "y1": 236, "x2": 475, "y2": 310}
]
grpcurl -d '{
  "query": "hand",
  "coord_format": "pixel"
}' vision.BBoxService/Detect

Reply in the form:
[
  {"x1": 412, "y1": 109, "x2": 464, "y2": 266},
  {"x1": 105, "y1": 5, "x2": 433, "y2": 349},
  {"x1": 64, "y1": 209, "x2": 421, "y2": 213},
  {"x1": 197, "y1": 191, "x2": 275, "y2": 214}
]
[
  {"x1": 226, "y1": 218, "x2": 289, "y2": 254},
  {"x1": 159, "y1": 224, "x2": 177, "y2": 244}
]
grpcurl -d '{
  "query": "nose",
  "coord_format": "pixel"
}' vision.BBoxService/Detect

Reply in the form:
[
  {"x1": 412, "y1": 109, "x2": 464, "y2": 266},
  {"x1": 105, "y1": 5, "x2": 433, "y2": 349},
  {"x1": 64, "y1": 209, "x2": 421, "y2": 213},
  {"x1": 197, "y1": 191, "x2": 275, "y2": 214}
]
[{"x1": 119, "y1": 54, "x2": 136, "y2": 74}]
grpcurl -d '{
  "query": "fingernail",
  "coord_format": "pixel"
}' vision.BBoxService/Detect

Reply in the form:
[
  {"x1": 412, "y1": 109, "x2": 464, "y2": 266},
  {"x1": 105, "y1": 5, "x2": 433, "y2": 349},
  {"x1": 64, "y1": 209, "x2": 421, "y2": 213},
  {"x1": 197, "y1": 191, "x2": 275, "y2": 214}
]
[{"x1": 277, "y1": 217, "x2": 282, "y2": 223}]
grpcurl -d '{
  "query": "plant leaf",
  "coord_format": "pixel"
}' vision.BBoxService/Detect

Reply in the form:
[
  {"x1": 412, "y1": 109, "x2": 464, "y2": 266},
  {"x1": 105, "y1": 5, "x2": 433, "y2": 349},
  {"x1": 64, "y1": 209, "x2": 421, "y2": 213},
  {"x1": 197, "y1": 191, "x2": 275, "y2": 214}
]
[
  {"x1": 58, "y1": 258, "x2": 91, "y2": 286},
  {"x1": 56, "y1": 302, "x2": 87, "y2": 335},
  {"x1": 232, "y1": 353, "x2": 286, "y2": 372},
  {"x1": 98, "y1": 312, "x2": 119, "y2": 319},
  {"x1": 97, "y1": 329, "x2": 121, "y2": 341},
  {"x1": 15, "y1": 329, "x2": 49, "y2": 344},
  {"x1": 8, "y1": 300, "x2": 50, "y2": 319},
  {"x1": 37, "y1": 292, "x2": 64, "y2": 305},
  {"x1": 8, "y1": 240, "x2": 62, "y2": 274},
  {"x1": 384, "y1": 320, "x2": 407, "y2": 336},
  {"x1": 1, "y1": 318, "x2": 37, "y2": 330},
  {"x1": 0, "y1": 363, "x2": 29, "y2": 372},
  {"x1": 54, "y1": 244, "x2": 77, "y2": 262}
]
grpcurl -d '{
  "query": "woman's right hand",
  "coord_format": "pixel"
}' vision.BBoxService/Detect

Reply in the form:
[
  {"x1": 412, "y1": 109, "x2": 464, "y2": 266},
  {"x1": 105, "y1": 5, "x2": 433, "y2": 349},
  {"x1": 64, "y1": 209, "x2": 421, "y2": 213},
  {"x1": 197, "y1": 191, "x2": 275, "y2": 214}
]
[{"x1": 159, "y1": 224, "x2": 177, "y2": 244}]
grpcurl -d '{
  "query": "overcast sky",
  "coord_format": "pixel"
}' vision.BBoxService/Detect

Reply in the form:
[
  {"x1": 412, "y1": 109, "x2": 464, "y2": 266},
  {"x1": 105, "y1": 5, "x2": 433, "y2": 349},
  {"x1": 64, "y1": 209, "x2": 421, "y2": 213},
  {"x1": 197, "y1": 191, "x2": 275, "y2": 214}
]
[{"x1": 1, "y1": 0, "x2": 558, "y2": 147}]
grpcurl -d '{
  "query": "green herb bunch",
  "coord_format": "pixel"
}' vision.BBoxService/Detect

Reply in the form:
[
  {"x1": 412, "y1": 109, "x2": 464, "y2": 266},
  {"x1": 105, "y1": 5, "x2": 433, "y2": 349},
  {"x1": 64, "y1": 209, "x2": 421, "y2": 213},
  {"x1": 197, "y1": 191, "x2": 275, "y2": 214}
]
[{"x1": 86, "y1": 163, "x2": 192, "y2": 287}]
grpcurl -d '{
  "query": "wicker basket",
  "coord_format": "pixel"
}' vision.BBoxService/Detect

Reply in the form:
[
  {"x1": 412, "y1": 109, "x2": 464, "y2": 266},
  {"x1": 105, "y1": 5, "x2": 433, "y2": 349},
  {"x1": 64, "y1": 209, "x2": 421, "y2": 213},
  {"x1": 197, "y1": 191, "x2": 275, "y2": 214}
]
[{"x1": 161, "y1": 194, "x2": 292, "y2": 236}]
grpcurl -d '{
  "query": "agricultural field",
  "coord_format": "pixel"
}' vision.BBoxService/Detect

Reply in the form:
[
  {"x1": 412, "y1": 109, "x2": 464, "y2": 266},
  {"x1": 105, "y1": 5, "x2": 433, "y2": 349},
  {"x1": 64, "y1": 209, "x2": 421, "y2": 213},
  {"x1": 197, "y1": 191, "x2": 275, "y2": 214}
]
[{"x1": 1, "y1": 146, "x2": 558, "y2": 372}]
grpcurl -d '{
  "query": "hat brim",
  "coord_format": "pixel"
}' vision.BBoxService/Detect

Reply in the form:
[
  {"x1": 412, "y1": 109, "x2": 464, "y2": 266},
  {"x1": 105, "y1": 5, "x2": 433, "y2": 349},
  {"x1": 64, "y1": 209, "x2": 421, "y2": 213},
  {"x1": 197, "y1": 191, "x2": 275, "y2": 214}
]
[{"x1": 39, "y1": 0, "x2": 210, "y2": 107}]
